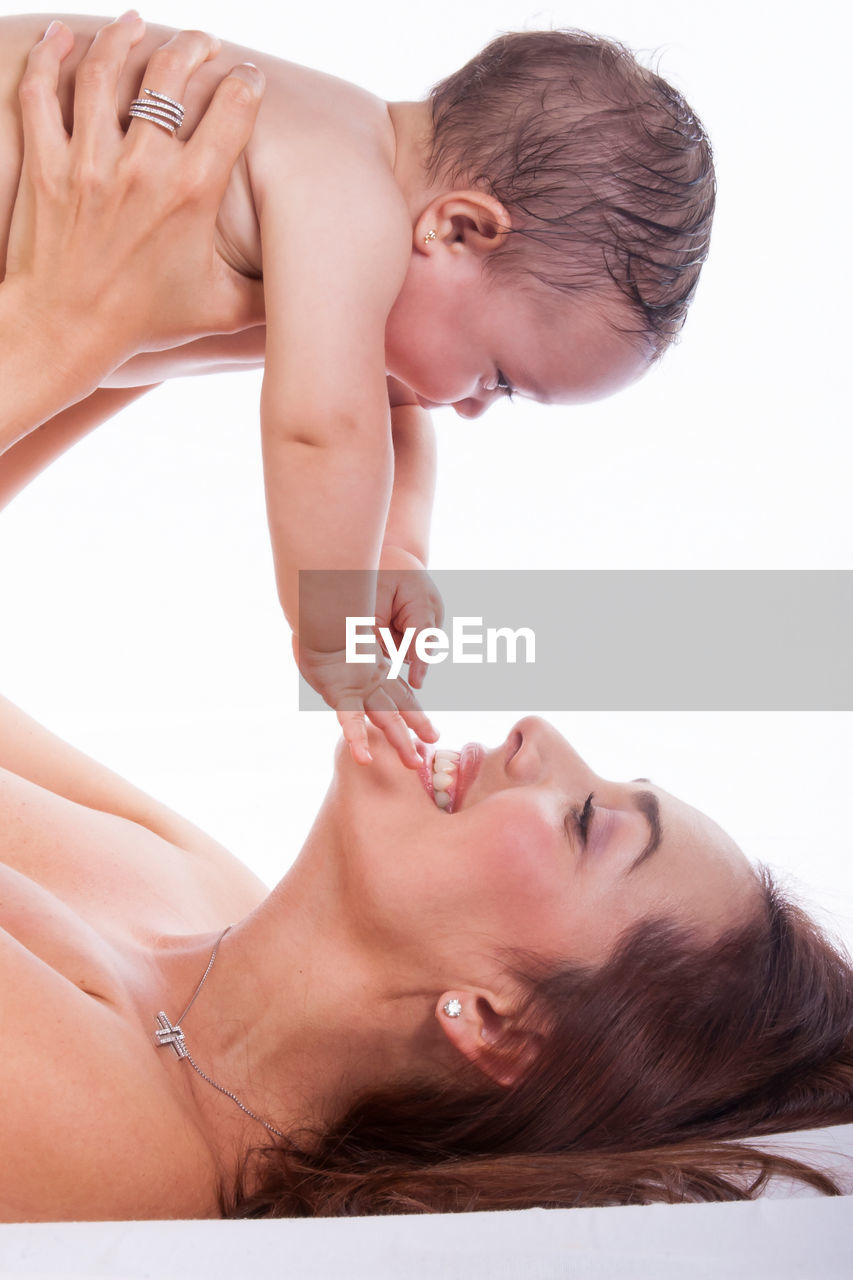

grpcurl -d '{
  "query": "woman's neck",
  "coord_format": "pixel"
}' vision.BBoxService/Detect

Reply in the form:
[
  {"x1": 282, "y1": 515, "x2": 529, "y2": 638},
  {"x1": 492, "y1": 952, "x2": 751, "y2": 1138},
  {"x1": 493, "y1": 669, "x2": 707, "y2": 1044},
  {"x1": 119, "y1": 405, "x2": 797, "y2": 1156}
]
[{"x1": 148, "y1": 801, "x2": 447, "y2": 1160}]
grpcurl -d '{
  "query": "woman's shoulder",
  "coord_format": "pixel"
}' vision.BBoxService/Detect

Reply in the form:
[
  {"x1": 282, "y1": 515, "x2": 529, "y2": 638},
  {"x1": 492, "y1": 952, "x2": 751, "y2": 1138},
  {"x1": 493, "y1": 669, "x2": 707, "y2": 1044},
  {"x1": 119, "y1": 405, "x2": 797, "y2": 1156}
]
[{"x1": 0, "y1": 694, "x2": 269, "y2": 919}]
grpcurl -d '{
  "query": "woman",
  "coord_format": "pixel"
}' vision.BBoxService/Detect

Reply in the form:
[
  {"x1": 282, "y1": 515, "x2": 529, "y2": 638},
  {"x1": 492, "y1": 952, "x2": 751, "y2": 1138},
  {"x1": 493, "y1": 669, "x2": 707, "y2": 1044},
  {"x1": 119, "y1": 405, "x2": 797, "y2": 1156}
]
[{"x1": 2, "y1": 696, "x2": 852, "y2": 1220}]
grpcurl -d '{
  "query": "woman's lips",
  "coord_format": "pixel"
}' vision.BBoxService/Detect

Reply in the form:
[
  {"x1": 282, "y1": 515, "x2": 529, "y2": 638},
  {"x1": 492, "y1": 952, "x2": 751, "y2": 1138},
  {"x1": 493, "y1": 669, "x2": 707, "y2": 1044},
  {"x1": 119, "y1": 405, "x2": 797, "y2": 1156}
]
[
  {"x1": 415, "y1": 741, "x2": 483, "y2": 812},
  {"x1": 454, "y1": 743, "x2": 484, "y2": 812},
  {"x1": 416, "y1": 744, "x2": 436, "y2": 804}
]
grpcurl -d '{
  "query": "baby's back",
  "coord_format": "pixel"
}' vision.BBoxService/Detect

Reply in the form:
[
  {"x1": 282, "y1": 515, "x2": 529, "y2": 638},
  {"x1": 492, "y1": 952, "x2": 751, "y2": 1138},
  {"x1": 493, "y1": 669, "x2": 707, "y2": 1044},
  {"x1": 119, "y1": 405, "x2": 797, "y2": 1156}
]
[{"x1": 0, "y1": 15, "x2": 395, "y2": 295}]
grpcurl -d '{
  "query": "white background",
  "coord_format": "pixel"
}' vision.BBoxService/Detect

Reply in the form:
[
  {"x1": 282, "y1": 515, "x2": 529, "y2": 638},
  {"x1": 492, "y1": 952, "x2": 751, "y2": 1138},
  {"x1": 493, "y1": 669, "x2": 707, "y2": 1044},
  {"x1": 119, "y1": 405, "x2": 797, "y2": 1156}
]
[{"x1": 0, "y1": 0, "x2": 850, "y2": 946}]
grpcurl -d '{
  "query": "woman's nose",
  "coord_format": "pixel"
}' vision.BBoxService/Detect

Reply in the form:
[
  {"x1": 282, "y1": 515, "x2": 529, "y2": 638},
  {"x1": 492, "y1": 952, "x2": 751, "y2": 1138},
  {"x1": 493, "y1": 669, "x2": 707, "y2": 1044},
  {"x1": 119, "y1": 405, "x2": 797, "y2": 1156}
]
[
  {"x1": 505, "y1": 716, "x2": 549, "y2": 782},
  {"x1": 506, "y1": 716, "x2": 594, "y2": 786}
]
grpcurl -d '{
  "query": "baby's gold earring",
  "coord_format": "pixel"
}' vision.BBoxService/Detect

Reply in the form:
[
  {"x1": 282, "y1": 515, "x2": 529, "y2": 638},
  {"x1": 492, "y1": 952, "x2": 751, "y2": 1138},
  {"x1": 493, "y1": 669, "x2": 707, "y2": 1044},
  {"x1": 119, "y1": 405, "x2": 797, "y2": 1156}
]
[{"x1": 424, "y1": 228, "x2": 438, "y2": 245}]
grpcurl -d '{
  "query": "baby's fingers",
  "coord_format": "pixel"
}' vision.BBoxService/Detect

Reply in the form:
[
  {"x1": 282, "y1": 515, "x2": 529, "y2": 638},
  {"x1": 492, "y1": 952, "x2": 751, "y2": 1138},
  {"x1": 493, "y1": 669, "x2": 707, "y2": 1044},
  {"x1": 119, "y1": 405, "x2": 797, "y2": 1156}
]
[
  {"x1": 365, "y1": 694, "x2": 421, "y2": 769},
  {"x1": 408, "y1": 655, "x2": 428, "y2": 690},
  {"x1": 337, "y1": 705, "x2": 372, "y2": 765},
  {"x1": 401, "y1": 596, "x2": 444, "y2": 691},
  {"x1": 367, "y1": 681, "x2": 438, "y2": 765}
]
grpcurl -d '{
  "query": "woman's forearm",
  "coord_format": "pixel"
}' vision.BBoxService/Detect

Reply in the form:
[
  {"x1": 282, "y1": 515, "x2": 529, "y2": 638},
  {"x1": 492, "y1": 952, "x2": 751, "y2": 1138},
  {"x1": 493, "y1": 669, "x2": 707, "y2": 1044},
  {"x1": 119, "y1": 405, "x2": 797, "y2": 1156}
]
[
  {"x1": 0, "y1": 287, "x2": 105, "y2": 453},
  {"x1": 0, "y1": 383, "x2": 156, "y2": 511}
]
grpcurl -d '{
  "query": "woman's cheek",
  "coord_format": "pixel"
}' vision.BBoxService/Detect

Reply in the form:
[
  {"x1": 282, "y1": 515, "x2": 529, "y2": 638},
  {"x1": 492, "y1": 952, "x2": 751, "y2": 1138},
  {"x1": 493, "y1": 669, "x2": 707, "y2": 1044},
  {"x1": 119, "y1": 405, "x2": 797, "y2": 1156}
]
[{"x1": 480, "y1": 810, "x2": 561, "y2": 890}]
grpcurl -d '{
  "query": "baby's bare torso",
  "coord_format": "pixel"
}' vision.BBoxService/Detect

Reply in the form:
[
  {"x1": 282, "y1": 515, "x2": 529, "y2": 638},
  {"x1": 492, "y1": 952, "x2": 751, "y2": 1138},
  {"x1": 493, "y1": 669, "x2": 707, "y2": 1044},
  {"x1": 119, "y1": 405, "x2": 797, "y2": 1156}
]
[{"x1": 0, "y1": 14, "x2": 396, "y2": 384}]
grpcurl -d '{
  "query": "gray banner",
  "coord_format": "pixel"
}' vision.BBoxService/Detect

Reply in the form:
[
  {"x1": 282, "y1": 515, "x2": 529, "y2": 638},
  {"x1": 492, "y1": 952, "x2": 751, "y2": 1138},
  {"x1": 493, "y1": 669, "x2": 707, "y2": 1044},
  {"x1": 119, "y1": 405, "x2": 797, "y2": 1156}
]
[{"x1": 298, "y1": 570, "x2": 852, "y2": 711}]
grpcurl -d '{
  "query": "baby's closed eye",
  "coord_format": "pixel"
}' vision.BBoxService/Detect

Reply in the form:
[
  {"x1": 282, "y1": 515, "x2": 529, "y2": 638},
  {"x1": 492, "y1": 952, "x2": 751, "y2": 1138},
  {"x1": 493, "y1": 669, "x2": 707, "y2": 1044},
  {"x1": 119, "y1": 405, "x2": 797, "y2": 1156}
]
[{"x1": 493, "y1": 370, "x2": 515, "y2": 400}]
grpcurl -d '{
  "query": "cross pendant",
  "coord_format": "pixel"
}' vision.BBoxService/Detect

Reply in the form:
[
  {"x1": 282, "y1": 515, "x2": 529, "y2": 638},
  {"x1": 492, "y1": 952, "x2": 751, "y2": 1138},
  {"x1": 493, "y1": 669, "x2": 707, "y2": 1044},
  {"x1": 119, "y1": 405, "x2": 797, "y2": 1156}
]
[{"x1": 154, "y1": 1011, "x2": 188, "y2": 1058}]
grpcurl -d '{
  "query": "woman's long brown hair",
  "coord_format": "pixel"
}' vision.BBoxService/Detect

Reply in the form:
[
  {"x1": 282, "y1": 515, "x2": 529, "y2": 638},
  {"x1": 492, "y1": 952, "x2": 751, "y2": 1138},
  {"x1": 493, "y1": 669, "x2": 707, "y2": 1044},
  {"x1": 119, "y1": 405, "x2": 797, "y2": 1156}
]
[{"x1": 227, "y1": 870, "x2": 853, "y2": 1215}]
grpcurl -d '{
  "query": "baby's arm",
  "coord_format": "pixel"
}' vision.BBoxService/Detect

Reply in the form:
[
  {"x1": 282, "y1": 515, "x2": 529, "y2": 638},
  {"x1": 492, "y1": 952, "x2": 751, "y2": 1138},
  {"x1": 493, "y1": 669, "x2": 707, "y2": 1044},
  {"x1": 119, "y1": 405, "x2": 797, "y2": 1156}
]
[
  {"x1": 376, "y1": 388, "x2": 443, "y2": 690},
  {"x1": 384, "y1": 383, "x2": 438, "y2": 567},
  {"x1": 254, "y1": 146, "x2": 436, "y2": 765}
]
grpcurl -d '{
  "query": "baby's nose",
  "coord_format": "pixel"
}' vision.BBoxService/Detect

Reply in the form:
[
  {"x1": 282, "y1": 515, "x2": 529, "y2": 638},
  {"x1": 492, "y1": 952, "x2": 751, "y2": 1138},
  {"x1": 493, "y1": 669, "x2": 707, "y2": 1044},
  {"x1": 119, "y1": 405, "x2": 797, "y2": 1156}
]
[{"x1": 452, "y1": 396, "x2": 490, "y2": 419}]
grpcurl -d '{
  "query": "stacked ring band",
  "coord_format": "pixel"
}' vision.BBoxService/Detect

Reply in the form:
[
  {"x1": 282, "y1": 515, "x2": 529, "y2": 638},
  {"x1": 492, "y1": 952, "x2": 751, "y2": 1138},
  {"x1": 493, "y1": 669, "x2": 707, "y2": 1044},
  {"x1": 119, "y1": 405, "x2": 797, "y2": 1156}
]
[{"x1": 129, "y1": 87, "x2": 186, "y2": 136}]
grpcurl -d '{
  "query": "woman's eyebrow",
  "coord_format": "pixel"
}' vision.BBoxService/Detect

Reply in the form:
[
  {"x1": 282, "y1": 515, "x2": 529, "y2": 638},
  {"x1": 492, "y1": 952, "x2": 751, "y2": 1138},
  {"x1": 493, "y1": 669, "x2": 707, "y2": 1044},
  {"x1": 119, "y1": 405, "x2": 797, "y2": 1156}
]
[{"x1": 626, "y1": 790, "x2": 662, "y2": 874}]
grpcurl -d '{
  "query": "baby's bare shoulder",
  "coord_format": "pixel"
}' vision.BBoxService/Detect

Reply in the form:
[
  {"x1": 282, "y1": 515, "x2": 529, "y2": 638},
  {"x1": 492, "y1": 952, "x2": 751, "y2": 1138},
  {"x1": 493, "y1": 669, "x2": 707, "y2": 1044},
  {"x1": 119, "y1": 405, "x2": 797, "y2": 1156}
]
[
  {"x1": 249, "y1": 54, "x2": 396, "y2": 167},
  {"x1": 248, "y1": 56, "x2": 405, "y2": 233},
  {"x1": 249, "y1": 68, "x2": 411, "y2": 333}
]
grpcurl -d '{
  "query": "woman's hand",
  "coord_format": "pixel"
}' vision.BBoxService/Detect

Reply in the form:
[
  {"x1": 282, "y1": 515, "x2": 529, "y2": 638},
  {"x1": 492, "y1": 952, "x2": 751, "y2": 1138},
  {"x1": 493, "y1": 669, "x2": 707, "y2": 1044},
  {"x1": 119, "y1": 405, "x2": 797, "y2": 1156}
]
[{"x1": 2, "y1": 13, "x2": 265, "y2": 419}]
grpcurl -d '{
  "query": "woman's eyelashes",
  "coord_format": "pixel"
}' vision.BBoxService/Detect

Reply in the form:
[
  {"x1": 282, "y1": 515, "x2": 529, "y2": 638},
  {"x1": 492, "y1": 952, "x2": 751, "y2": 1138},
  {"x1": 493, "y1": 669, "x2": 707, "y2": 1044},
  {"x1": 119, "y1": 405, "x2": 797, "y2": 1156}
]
[{"x1": 570, "y1": 792, "x2": 596, "y2": 847}]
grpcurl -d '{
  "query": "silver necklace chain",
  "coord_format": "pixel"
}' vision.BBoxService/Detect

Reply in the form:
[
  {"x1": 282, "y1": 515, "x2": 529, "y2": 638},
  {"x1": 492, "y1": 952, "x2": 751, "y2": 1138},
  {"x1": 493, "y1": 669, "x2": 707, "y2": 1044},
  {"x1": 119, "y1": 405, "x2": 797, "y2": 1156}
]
[{"x1": 154, "y1": 924, "x2": 283, "y2": 1141}]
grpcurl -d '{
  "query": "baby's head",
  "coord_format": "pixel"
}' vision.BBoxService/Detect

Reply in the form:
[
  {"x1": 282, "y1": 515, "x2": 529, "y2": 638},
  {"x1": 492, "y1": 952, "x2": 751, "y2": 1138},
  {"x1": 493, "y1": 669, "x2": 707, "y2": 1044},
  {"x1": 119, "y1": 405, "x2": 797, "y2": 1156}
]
[{"x1": 426, "y1": 29, "x2": 715, "y2": 361}]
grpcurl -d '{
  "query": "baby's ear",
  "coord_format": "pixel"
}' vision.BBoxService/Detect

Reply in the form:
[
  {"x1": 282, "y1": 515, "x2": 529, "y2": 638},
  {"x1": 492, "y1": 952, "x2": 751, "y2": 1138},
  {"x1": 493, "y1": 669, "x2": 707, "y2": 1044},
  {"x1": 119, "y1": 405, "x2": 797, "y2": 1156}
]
[
  {"x1": 415, "y1": 192, "x2": 511, "y2": 257},
  {"x1": 436, "y1": 991, "x2": 542, "y2": 1087}
]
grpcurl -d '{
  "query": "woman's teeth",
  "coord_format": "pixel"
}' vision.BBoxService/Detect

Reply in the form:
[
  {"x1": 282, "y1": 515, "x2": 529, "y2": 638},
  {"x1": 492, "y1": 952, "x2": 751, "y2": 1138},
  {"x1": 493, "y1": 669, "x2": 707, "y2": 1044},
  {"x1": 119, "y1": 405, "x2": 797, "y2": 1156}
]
[{"x1": 432, "y1": 750, "x2": 460, "y2": 810}]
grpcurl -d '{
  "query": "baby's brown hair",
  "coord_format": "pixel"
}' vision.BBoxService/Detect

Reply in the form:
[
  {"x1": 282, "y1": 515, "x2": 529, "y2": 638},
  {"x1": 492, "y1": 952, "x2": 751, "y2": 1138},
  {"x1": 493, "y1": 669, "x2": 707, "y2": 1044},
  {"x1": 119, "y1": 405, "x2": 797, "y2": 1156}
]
[{"x1": 427, "y1": 30, "x2": 716, "y2": 356}]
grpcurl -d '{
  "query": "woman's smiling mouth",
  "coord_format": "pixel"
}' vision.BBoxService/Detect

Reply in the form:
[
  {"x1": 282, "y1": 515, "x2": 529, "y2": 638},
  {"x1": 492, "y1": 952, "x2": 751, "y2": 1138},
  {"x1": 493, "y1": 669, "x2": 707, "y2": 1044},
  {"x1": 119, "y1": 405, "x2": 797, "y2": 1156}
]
[{"x1": 416, "y1": 744, "x2": 484, "y2": 812}]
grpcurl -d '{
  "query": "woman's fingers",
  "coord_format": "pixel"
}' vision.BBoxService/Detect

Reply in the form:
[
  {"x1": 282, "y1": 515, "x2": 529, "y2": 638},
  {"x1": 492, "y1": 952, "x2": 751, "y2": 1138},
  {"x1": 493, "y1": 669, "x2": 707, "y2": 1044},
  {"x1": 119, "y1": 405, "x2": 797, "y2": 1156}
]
[
  {"x1": 71, "y1": 11, "x2": 146, "y2": 142},
  {"x1": 125, "y1": 29, "x2": 221, "y2": 145},
  {"x1": 17, "y1": 20, "x2": 76, "y2": 163},
  {"x1": 187, "y1": 64, "x2": 265, "y2": 186}
]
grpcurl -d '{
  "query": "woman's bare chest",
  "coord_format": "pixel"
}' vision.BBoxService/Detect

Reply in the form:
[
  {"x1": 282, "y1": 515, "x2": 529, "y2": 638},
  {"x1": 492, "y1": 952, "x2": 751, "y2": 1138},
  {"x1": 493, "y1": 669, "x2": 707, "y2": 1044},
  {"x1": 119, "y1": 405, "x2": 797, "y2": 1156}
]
[
  {"x1": 0, "y1": 769, "x2": 228, "y2": 1219},
  {"x1": 0, "y1": 908, "x2": 222, "y2": 1219}
]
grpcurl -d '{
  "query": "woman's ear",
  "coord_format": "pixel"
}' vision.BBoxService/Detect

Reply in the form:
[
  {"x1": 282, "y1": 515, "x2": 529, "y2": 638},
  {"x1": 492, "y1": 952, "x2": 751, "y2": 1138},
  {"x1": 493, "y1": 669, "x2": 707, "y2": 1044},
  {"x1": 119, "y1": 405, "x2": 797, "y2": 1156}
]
[
  {"x1": 415, "y1": 192, "x2": 511, "y2": 257},
  {"x1": 436, "y1": 991, "x2": 542, "y2": 1088}
]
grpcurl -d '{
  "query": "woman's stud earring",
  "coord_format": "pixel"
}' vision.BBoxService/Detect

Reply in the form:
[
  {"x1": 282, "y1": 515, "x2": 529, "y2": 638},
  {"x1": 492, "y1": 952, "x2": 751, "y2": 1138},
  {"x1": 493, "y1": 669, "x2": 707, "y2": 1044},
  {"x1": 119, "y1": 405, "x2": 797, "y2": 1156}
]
[
  {"x1": 442, "y1": 998, "x2": 463, "y2": 1018},
  {"x1": 424, "y1": 228, "x2": 437, "y2": 245}
]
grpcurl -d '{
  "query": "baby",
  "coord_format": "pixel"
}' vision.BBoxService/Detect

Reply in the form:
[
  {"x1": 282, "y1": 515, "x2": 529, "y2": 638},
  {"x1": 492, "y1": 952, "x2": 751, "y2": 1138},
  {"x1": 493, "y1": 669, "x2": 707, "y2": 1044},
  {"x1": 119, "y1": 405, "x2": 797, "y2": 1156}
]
[{"x1": 0, "y1": 14, "x2": 715, "y2": 764}]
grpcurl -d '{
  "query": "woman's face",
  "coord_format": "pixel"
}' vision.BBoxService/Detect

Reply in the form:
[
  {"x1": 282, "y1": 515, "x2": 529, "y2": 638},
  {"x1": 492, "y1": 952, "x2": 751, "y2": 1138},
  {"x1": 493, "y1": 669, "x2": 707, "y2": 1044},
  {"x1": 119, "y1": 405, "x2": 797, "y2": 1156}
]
[{"x1": 330, "y1": 717, "x2": 757, "y2": 988}]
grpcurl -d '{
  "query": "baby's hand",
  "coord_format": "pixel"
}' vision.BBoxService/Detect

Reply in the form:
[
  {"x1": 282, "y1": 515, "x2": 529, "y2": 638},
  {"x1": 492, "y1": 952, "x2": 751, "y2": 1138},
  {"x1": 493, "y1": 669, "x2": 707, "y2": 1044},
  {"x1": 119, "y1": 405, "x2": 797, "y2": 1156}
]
[
  {"x1": 294, "y1": 633, "x2": 438, "y2": 769},
  {"x1": 376, "y1": 547, "x2": 445, "y2": 690}
]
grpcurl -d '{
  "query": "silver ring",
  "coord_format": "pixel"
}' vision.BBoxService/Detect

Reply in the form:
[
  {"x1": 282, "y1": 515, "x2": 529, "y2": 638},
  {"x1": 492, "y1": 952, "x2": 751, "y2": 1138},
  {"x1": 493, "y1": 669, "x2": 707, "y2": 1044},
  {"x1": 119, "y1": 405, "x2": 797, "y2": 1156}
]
[
  {"x1": 128, "y1": 105, "x2": 177, "y2": 136},
  {"x1": 143, "y1": 87, "x2": 185, "y2": 116},
  {"x1": 131, "y1": 101, "x2": 180, "y2": 127},
  {"x1": 128, "y1": 87, "x2": 185, "y2": 136}
]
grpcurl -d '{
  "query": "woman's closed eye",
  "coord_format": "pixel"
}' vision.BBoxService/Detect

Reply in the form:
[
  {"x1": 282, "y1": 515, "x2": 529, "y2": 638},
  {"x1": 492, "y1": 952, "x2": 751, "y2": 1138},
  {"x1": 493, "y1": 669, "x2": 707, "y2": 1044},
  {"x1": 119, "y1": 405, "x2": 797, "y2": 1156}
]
[{"x1": 568, "y1": 792, "x2": 596, "y2": 847}]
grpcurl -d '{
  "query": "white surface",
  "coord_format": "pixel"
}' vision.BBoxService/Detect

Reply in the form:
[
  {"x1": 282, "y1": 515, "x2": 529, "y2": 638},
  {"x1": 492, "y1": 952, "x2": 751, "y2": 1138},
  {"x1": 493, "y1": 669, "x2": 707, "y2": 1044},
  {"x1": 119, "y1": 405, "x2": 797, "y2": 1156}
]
[
  {"x1": 1, "y1": 1193, "x2": 852, "y2": 1280},
  {"x1": 0, "y1": 0, "x2": 850, "y2": 1267}
]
